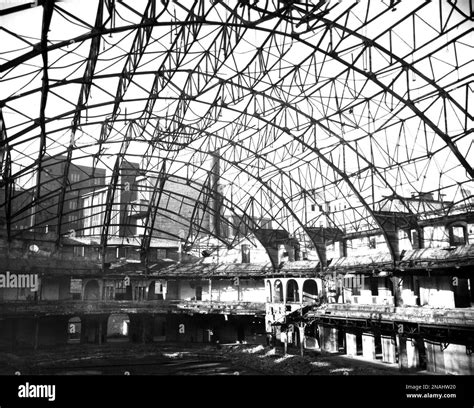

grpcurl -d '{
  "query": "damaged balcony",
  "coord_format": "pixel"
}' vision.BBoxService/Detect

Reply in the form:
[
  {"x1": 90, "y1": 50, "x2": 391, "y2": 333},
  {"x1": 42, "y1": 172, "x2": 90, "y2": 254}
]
[
  {"x1": 0, "y1": 299, "x2": 265, "y2": 318},
  {"x1": 310, "y1": 303, "x2": 474, "y2": 328}
]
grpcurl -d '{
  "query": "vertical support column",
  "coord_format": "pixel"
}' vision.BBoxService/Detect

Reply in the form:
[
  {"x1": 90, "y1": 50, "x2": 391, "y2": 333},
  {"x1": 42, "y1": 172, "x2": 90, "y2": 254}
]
[
  {"x1": 282, "y1": 278, "x2": 287, "y2": 305},
  {"x1": 266, "y1": 279, "x2": 271, "y2": 303},
  {"x1": 34, "y1": 318, "x2": 40, "y2": 350},
  {"x1": 381, "y1": 335, "x2": 397, "y2": 363},
  {"x1": 397, "y1": 336, "x2": 420, "y2": 370},
  {"x1": 362, "y1": 332, "x2": 376, "y2": 360},
  {"x1": 299, "y1": 324, "x2": 305, "y2": 357},
  {"x1": 406, "y1": 337, "x2": 420, "y2": 368},
  {"x1": 346, "y1": 332, "x2": 358, "y2": 356},
  {"x1": 101, "y1": 314, "x2": 108, "y2": 344},
  {"x1": 98, "y1": 280, "x2": 104, "y2": 301},
  {"x1": 129, "y1": 315, "x2": 139, "y2": 343},
  {"x1": 411, "y1": 228, "x2": 424, "y2": 250},
  {"x1": 10, "y1": 319, "x2": 17, "y2": 350},
  {"x1": 391, "y1": 277, "x2": 403, "y2": 307},
  {"x1": 318, "y1": 325, "x2": 338, "y2": 353},
  {"x1": 80, "y1": 316, "x2": 87, "y2": 344},
  {"x1": 210, "y1": 150, "x2": 221, "y2": 239},
  {"x1": 141, "y1": 315, "x2": 147, "y2": 344},
  {"x1": 98, "y1": 318, "x2": 103, "y2": 345},
  {"x1": 338, "y1": 239, "x2": 347, "y2": 258},
  {"x1": 299, "y1": 279, "x2": 304, "y2": 306},
  {"x1": 37, "y1": 277, "x2": 43, "y2": 301},
  {"x1": 208, "y1": 279, "x2": 212, "y2": 305}
]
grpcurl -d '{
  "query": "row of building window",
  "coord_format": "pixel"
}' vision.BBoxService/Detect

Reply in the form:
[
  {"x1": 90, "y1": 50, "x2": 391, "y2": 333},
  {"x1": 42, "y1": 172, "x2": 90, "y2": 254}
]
[
  {"x1": 71, "y1": 246, "x2": 176, "y2": 260},
  {"x1": 69, "y1": 173, "x2": 103, "y2": 185}
]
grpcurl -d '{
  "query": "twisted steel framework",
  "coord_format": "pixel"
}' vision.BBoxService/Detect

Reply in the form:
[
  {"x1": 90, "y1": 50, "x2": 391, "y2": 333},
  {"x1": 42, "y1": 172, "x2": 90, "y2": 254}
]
[{"x1": 0, "y1": 0, "x2": 472, "y2": 267}]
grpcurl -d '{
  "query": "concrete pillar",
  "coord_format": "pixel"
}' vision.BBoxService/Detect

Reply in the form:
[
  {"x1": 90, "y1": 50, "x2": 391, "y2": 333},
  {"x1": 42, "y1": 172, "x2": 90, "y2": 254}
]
[
  {"x1": 411, "y1": 228, "x2": 424, "y2": 250},
  {"x1": 98, "y1": 319, "x2": 103, "y2": 345},
  {"x1": 266, "y1": 280, "x2": 271, "y2": 302},
  {"x1": 282, "y1": 330, "x2": 288, "y2": 355},
  {"x1": 298, "y1": 279, "x2": 305, "y2": 305},
  {"x1": 318, "y1": 325, "x2": 338, "y2": 353},
  {"x1": 208, "y1": 279, "x2": 212, "y2": 303},
  {"x1": 391, "y1": 277, "x2": 403, "y2": 307},
  {"x1": 101, "y1": 315, "x2": 108, "y2": 344},
  {"x1": 141, "y1": 315, "x2": 148, "y2": 344},
  {"x1": 406, "y1": 338, "x2": 420, "y2": 368},
  {"x1": 338, "y1": 239, "x2": 347, "y2": 257},
  {"x1": 381, "y1": 335, "x2": 396, "y2": 363},
  {"x1": 80, "y1": 317, "x2": 87, "y2": 344},
  {"x1": 362, "y1": 332, "x2": 376, "y2": 360},
  {"x1": 281, "y1": 278, "x2": 287, "y2": 304},
  {"x1": 298, "y1": 325, "x2": 305, "y2": 357},
  {"x1": 34, "y1": 319, "x2": 40, "y2": 350},
  {"x1": 345, "y1": 332, "x2": 357, "y2": 357},
  {"x1": 98, "y1": 280, "x2": 104, "y2": 300},
  {"x1": 397, "y1": 336, "x2": 420, "y2": 370}
]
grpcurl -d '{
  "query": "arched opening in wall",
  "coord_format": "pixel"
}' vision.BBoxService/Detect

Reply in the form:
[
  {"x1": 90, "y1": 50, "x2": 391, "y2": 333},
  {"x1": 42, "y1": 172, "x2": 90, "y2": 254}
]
[
  {"x1": 107, "y1": 313, "x2": 130, "y2": 342},
  {"x1": 83, "y1": 280, "x2": 100, "y2": 300},
  {"x1": 286, "y1": 279, "x2": 299, "y2": 303},
  {"x1": 67, "y1": 316, "x2": 81, "y2": 344},
  {"x1": 273, "y1": 280, "x2": 283, "y2": 302},
  {"x1": 147, "y1": 281, "x2": 164, "y2": 300},
  {"x1": 302, "y1": 280, "x2": 318, "y2": 303},
  {"x1": 266, "y1": 280, "x2": 272, "y2": 302}
]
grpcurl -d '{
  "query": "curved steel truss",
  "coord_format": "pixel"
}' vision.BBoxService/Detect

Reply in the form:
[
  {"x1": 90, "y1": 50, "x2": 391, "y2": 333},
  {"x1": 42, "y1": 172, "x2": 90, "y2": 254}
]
[{"x1": 0, "y1": 0, "x2": 472, "y2": 267}]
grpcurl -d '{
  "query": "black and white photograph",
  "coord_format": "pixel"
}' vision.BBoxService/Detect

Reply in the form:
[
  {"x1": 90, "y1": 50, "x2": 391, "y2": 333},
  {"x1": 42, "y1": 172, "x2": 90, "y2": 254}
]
[{"x1": 0, "y1": 0, "x2": 473, "y2": 404}]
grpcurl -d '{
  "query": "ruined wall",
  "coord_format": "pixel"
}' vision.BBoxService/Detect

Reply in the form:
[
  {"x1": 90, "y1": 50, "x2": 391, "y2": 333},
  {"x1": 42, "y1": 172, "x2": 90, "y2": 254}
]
[
  {"x1": 345, "y1": 235, "x2": 389, "y2": 257},
  {"x1": 423, "y1": 226, "x2": 450, "y2": 248},
  {"x1": 419, "y1": 276, "x2": 455, "y2": 308},
  {"x1": 169, "y1": 279, "x2": 265, "y2": 302},
  {"x1": 216, "y1": 244, "x2": 270, "y2": 264}
]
